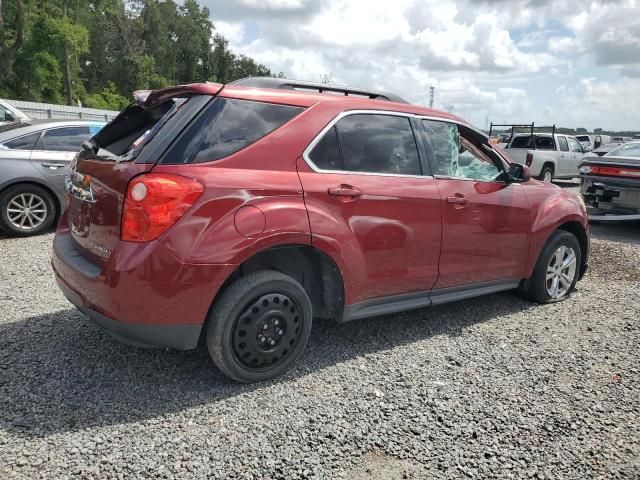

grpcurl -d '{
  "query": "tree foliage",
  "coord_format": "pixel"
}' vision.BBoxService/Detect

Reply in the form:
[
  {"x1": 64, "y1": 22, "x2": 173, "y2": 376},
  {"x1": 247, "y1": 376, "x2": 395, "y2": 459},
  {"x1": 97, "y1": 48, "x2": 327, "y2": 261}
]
[{"x1": 0, "y1": 0, "x2": 276, "y2": 109}]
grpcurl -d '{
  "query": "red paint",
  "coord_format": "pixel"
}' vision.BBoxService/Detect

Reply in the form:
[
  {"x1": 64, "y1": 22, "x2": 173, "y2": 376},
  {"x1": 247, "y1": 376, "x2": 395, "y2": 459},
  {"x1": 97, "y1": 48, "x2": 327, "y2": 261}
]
[
  {"x1": 234, "y1": 205, "x2": 266, "y2": 238},
  {"x1": 53, "y1": 82, "x2": 589, "y2": 337}
]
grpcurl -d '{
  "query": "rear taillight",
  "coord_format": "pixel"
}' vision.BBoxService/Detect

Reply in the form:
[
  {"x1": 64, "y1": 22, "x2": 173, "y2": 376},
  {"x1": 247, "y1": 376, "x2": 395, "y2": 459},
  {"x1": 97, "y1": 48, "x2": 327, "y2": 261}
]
[
  {"x1": 582, "y1": 165, "x2": 640, "y2": 178},
  {"x1": 525, "y1": 152, "x2": 533, "y2": 166},
  {"x1": 121, "y1": 173, "x2": 204, "y2": 242}
]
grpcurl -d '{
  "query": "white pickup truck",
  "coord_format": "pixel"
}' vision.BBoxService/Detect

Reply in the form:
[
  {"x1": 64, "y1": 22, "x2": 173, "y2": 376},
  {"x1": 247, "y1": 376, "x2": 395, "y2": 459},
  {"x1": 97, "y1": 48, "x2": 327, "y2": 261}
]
[{"x1": 503, "y1": 133, "x2": 586, "y2": 182}]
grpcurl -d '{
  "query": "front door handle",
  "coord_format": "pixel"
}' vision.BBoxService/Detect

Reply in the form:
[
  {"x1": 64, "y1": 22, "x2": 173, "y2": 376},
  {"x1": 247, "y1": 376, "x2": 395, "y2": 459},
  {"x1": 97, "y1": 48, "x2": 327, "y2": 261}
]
[
  {"x1": 41, "y1": 162, "x2": 66, "y2": 169},
  {"x1": 328, "y1": 184, "x2": 362, "y2": 202},
  {"x1": 446, "y1": 195, "x2": 469, "y2": 208}
]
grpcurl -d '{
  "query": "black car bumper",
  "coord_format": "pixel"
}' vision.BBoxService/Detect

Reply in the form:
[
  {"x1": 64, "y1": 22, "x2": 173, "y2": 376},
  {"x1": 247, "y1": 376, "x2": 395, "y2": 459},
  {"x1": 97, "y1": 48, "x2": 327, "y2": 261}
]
[{"x1": 580, "y1": 174, "x2": 640, "y2": 219}]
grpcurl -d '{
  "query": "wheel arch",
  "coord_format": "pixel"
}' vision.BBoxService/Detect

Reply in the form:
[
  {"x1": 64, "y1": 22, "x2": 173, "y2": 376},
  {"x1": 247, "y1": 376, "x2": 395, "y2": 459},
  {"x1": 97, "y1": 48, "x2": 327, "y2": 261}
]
[
  {"x1": 212, "y1": 243, "x2": 346, "y2": 323},
  {"x1": 525, "y1": 215, "x2": 588, "y2": 281},
  {"x1": 557, "y1": 220, "x2": 589, "y2": 279}
]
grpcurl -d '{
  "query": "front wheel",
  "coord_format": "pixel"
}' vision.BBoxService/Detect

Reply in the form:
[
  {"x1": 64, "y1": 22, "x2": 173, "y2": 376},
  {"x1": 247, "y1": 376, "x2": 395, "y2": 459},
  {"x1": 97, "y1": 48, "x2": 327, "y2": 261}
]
[
  {"x1": 522, "y1": 230, "x2": 581, "y2": 303},
  {"x1": 206, "y1": 270, "x2": 313, "y2": 383}
]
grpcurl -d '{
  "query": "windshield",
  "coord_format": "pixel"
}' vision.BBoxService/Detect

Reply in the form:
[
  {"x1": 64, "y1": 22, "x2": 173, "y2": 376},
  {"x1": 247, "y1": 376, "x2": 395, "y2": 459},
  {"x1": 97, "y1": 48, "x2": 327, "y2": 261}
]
[
  {"x1": 576, "y1": 136, "x2": 590, "y2": 142},
  {"x1": 606, "y1": 143, "x2": 640, "y2": 158}
]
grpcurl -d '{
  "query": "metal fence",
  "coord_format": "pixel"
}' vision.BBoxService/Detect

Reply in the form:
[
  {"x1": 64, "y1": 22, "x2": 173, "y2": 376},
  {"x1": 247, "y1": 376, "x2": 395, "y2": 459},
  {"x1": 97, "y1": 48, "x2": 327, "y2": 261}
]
[{"x1": 3, "y1": 99, "x2": 119, "y2": 122}]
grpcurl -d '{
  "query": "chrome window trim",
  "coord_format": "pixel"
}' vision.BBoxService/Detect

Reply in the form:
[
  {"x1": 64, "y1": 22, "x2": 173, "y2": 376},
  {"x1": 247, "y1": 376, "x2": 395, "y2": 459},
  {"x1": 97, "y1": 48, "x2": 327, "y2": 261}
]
[
  {"x1": 0, "y1": 130, "x2": 43, "y2": 150},
  {"x1": 302, "y1": 110, "x2": 429, "y2": 179},
  {"x1": 302, "y1": 109, "x2": 490, "y2": 178}
]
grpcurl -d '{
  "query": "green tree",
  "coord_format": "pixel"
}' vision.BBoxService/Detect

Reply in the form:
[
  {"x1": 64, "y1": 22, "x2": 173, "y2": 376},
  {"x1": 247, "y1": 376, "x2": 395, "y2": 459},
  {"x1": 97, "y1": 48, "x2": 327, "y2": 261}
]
[{"x1": 0, "y1": 0, "x2": 277, "y2": 106}]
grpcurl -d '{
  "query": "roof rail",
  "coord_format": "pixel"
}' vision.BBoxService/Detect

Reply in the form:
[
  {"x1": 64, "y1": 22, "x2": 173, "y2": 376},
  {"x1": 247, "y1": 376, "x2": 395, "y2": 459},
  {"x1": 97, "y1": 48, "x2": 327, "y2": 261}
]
[{"x1": 228, "y1": 77, "x2": 410, "y2": 104}]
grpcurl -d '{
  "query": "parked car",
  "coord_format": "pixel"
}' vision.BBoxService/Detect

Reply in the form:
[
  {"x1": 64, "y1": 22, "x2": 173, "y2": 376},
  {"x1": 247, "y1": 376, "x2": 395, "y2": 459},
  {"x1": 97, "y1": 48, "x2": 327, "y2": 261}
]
[
  {"x1": 585, "y1": 142, "x2": 622, "y2": 157},
  {"x1": 0, "y1": 99, "x2": 30, "y2": 126},
  {"x1": 52, "y1": 78, "x2": 590, "y2": 383},
  {"x1": 0, "y1": 120, "x2": 104, "y2": 235},
  {"x1": 575, "y1": 134, "x2": 610, "y2": 151},
  {"x1": 504, "y1": 133, "x2": 586, "y2": 182},
  {"x1": 611, "y1": 136, "x2": 632, "y2": 143},
  {"x1": 580, "y1": 141, "x2": 640, "y2": 220}
]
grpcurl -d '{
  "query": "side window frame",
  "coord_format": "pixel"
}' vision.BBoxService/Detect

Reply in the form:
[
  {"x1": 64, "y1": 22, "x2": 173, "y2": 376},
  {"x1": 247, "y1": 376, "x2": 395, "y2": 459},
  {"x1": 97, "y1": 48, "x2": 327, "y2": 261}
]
[
  {"x1": 1, "y1": 131, "x2": 43, "y2": 151},
  {"x1": 303, "y1": 110, "x2": 428, "y2": 177},
  {"x1": 567, "y1": 136, "x2": 583, "y2": 153},
  {"x1": 35, "y1": 126, "x2": 91, "y2": 152},
  {"x1": 558, "y1": 136, "x2": 569, "y2": 152},
  {"x1": 417, "y1": 118, "x2": 506, "y2": 184}
]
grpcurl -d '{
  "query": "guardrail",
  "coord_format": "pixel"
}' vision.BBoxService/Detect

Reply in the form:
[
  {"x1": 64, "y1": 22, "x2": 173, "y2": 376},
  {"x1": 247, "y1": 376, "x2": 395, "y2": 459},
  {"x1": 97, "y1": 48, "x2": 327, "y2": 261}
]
[{"x1": 3, "y1": 99, "x2": 119, "y2": 122}]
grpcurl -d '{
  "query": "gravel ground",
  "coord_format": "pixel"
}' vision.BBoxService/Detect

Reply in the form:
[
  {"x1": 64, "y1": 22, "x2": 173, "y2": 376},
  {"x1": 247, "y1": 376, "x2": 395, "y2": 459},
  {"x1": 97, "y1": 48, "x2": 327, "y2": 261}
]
[{"x1": 1, "y1": 195, "x2": 639, "y2": 478}]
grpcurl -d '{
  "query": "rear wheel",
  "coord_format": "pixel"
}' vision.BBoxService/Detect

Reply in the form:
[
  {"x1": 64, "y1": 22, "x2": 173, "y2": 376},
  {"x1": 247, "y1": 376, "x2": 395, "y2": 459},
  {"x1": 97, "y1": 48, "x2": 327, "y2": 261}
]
[
  {"x1": 522, "y1": 230, "x2": 581, "y2": 303},
  {"x1": 538, "y1": 165, "x2": 553, "y2": 183},
  {"x1": 538, "y1": 165, "x2": 554, "y2": 183},
  {"x1": 0, "y1": 184, "x2": 56, "y2": 236},
  {"x1": 206, "y1": 270, "x2": 312, "y2": 383}
]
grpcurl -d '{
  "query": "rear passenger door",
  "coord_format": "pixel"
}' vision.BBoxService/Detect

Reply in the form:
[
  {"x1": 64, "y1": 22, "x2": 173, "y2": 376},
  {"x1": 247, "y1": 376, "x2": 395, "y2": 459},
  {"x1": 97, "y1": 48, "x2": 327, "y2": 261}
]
[
  {"x1": 30, "y1": 126, "x2": 95, "y2": 195},
  {"x1": 297, "y1": 112, "x2": 442, "y2": 306}
]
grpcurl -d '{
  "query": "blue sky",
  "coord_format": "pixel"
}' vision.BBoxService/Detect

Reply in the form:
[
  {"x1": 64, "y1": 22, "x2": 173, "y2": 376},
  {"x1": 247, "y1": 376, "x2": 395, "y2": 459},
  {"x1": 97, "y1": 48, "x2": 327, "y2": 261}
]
[{"x1": 202, "y1": 0, "x2": 640, "y2": 131}]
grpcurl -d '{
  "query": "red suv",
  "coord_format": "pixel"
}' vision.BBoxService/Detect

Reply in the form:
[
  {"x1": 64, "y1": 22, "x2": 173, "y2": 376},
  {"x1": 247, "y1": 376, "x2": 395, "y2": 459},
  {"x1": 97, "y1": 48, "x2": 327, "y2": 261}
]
[{"x1": 52, "y1": 78, "x2": 589, "y2": 383}]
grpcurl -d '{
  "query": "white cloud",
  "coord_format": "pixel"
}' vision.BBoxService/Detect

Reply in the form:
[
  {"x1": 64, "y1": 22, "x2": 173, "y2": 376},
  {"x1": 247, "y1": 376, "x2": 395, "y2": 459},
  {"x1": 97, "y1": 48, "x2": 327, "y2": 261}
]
[
  {"x1": 204, "y1": 0, "x2": 640, "y2": 130},
  {"x1": 214, "y1": 21, "x2": 245, "y2": 44},
  {"x1": 552, "y1": 77, "x2": 640, "y2": 130}
]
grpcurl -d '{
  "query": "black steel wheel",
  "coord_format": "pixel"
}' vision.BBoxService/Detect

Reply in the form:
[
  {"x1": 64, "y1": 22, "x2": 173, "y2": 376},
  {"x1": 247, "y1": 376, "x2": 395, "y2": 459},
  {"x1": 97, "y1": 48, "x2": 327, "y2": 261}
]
[
  {"x1": 232, "y1": 292, "x2": 304, "y2": 371},
  {"x1": 206, "y1": 270, "x2": 312, "y2": 383}
]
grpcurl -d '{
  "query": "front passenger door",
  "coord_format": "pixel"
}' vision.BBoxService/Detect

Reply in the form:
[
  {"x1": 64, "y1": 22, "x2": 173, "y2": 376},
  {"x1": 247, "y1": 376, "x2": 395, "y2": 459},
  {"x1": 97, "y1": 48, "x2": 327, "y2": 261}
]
[{"x1": 420, "y1": 119, "x2": 530, "y2": 289}]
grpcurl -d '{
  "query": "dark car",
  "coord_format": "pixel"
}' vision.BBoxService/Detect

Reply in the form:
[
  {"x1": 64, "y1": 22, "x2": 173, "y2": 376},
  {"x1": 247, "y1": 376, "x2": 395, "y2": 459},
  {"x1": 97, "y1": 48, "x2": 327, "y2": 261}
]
[
  {"x1": 0, "y1": 120, "x2": 104, "y2": 235},
  {"x1": 589, "y1": 142, "x2": 622, "y2": 157},
  {"x1": 52, "y1": 78, "x2": 589, "y2": 383},
  {"x1": 580, "y1": 141, "x2": 640, "y2": 220}
]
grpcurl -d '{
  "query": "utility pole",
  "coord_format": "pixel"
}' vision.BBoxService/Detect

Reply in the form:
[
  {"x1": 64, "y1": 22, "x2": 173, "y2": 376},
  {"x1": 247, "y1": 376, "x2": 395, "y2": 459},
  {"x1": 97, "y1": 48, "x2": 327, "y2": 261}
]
[{"x1": 429, "y1": 86, "x2": 435, "y2": 108}]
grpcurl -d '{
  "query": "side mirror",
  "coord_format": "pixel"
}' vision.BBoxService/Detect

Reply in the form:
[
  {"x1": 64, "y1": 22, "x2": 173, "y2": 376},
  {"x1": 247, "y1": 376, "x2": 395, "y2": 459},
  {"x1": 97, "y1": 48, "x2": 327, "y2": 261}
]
[
  {"x1": 507, "y1": 163, "x2": 531, "y2": 183},
  {"x1": 4, "y1": 111, "x2": 15, "y2": 122}
]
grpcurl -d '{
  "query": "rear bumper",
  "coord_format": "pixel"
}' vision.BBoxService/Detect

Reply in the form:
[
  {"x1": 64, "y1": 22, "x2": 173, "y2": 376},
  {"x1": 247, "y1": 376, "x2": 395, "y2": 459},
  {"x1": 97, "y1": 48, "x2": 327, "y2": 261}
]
[
  {"x1": 580, "y1": 174, "x2": 640, "y2": 218},
  {"x1": 52, "y1": 228, "x2": 236, "y2": 350},
  {"x1": 56, "y1": 275, "x2": 202, "y2": 349}
]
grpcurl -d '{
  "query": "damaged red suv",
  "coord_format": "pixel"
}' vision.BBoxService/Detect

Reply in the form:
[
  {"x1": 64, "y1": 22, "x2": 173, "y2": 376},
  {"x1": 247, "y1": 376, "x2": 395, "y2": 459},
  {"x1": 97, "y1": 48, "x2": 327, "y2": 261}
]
[{"x1": 52, "y1": 77, "x2": 589, "y2": 383}]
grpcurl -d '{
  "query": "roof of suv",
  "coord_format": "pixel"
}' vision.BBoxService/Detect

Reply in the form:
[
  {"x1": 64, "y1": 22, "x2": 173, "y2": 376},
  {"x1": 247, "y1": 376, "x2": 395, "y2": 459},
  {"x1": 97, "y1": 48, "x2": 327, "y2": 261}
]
[{"x1": 137, "y1": 78, "x2": 473, "y2": 134}]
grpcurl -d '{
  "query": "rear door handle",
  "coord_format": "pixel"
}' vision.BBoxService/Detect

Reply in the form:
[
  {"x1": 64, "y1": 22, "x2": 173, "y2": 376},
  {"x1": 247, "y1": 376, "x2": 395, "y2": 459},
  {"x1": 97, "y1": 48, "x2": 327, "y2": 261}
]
[
  {"x1": 446, "y1": 195, "x2": 469, "y2": 208},
  {"x1": 41, "y1": 162, "x2": 66, "y2": 169},
  {"x1": 328, "y1": 184, "x2": 362, "y2": 201}
]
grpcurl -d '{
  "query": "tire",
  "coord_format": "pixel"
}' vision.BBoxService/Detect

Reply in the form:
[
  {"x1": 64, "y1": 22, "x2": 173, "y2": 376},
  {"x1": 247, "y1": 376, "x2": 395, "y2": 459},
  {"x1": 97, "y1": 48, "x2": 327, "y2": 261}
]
[
  {"x1": 206, "y1": 270, "x2": 313, "y2": 383},
  {"x1": 538, "y1": 165, "x2": 554, "y2": 183},
  {"x1": 522, "y1": 230, "x2": 581, "y2": 304},
  {"x1": 0, "y1": 184, "x2": 57, "y2": 237}
]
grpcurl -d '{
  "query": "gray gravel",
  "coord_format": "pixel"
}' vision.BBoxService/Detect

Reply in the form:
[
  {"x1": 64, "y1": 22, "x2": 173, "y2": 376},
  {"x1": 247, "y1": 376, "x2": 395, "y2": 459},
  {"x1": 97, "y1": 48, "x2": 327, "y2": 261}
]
[{"x1": 1, "y1": 216, "x2": 639, "y2": 478}]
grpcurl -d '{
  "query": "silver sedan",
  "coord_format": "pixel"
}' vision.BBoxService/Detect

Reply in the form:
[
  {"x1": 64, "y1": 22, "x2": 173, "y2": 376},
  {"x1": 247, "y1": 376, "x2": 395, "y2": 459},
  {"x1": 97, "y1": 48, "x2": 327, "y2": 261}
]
[{"x1": 0, "y1": 120, "x2": 104, "y2": 236}]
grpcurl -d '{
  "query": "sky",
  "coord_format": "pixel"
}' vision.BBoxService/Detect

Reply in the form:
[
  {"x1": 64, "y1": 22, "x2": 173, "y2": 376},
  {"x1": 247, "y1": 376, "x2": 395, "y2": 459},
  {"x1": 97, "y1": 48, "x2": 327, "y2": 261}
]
[{"x1": 201, "y1": 0, "x2": 640, "y2": 131}]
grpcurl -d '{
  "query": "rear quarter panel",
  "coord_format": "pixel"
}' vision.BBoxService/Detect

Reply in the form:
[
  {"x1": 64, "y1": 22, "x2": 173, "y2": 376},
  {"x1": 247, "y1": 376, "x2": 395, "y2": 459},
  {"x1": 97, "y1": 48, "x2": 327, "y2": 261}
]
[{"x1": 153, "y1": 166, "x2": 312, "y2": 266}]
